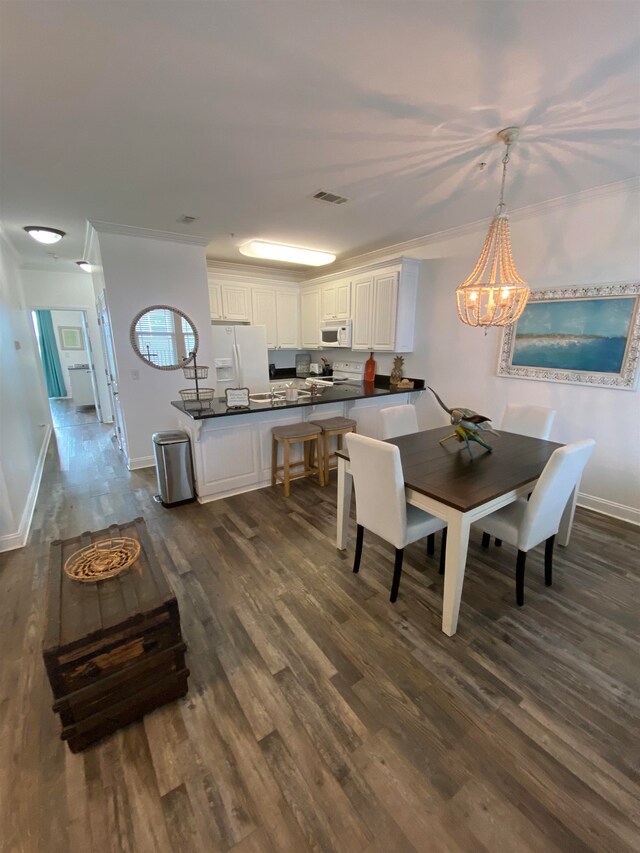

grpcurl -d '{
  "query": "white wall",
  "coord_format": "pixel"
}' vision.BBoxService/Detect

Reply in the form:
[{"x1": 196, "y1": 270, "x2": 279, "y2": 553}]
[
  {"x1": 22, "y1": 269, "x2": 112, "y2": 421},
  {"x1": 90, "y1": 228, "x2": 213, "y2": 468},
  {"x1": 0, "y1": 232, "x2": 52, "y2": 551},
  {"x1": 310, "y1": 185, "x2": 640, "y2": 522}
]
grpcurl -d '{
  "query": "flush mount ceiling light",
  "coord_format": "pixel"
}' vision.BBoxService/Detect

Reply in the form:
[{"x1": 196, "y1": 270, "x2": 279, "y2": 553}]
[
  {"x1": 76, "y1": 261, "x2": 92, "y2": 272},
  {"x1": 456, "y1": 127, "x2": 530, "y2": 328},
  {"x1": 23, "y1": 226, "x2": 66, "y2": 244},
  {"x1": 239, "y1": 240, "x2": 336, "y2": 266}
]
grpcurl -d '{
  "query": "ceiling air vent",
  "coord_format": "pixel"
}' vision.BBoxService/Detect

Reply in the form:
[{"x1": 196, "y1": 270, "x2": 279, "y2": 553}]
[
  {"x1": 311, "y1": 190, "x2": 350, "y2": 205},
  {"x1": 177, "y1": 214, "x2": 199, "y2": 224}
]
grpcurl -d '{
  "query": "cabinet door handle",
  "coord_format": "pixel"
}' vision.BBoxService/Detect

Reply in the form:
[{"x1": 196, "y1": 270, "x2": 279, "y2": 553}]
[
  {"x1": 85, "y1": 662, "x2": 101, "y2": 677},
  {"x1": 143, "y1": 638, "x2": 160, "y2": 653}
]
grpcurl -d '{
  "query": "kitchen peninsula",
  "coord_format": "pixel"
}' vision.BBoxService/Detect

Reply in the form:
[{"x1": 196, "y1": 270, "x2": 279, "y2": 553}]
[{"x1": 172, "y1": 378, "x2": 425, "y2": 502}]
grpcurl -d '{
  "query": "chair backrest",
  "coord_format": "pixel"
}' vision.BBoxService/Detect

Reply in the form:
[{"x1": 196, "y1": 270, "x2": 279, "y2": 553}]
[
  {"x1": 502, "y1": 403, "x2": 556, "y2": 440},
  {"x1": 519, "y1": 439, "x2": 595, "y2": 550},
  {"x1": 380, "y1": 404, "x2": 419, "y2": 440},
  {"x1": 345, "y1": 433, "x2": 407, "y2": 549}
]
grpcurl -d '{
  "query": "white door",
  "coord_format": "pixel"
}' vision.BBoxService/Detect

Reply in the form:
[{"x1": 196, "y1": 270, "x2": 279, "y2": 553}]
[
  {"x1": 301, "y1": 289, "x2": 321, "y2": 348},
  {"x1": 371, "y1": 272, "x2": 398, "y2": 351},
  {"x1": 252, "y1": 289, "x2": 278, "y2": 348},
  {"x1": 276, "y1": 291, "x2": 300, "y2": 349},
  {"x1": 352, "y1": 275, "x2": 374, "y2": 350},
  {"x1": 97, "y1": 292, "x2": 127, "y2": 455},
  {"x1": 80, "y1": 312, "x2": 102, "y2": 419}
]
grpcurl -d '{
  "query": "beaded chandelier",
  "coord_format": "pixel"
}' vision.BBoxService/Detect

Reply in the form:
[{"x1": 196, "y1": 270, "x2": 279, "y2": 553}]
[{"x1": 456, "y1": 127, "x2": 530, "y2": 328}]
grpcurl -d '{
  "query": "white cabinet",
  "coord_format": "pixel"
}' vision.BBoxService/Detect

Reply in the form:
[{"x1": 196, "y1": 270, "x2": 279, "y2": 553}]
[
  {"x1": 222, "y1": 285, "x2": 251, "y2": 321},
  {"x1": 275, "y1": 290, "x2": 300, "y2": 349},
  {"x1": 251, "y1": 289, "x2": 278, "y2": 348},
  {"x1": 351, "y1": 275, "x2": 374, "y2": 350},
  {"x1": 301, "y1": 289, "x2": 321, "y2": 349},
  {"x1": 321, "y1": 279, "x2": 351, "y2": 320},
  {"x1": 209, "y1": 283, "x2": 252, "y2": 321},
  {"x1": 68, "y1": 367, "x2": 95, "y2": 407},
  {"x1": 208, "y1": 284, "x2": 223, "y2": 320},
  {"x1": 352, "y1": 271, "x2": 397, "y2": 351},
  {"x1": 351, "y1": 260, "x2": 419, "y2": 352},
  {"x1": 251, "y1": 287, "x2": 300, "y2": 349}
]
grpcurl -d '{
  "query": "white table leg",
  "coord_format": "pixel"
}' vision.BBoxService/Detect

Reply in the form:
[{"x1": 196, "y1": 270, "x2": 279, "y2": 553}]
[
  {"x1": 336, "y1": 457, "x2": 352, "y2": 550},
  {"x1": 441, "y1": 511, "x2": 471, "y2": 636},
  {"x1": 557, "y1": 482, "x2": 579, "y2": 547}
]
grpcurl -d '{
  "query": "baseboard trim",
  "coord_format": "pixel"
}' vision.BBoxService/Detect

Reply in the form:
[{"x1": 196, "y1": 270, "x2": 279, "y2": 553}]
[
  {"x1": 127, "y1": 455, "x2": 155, "y2": 471},
  {"x1": 0, "y1": 425, "x2": 52, "y2": 553},
  {"x1": 577, "y1": 492, "x2": 640, "y2": 527}
]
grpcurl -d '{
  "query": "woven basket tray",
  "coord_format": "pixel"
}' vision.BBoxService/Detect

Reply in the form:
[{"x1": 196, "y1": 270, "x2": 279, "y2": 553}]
[
  {"x1": 179, "y1": 387, "x2": 215, "y2": 402},
  {"x1": 63, "y1": 537, "x2": 141, "y2": 582},
  {"x1": 182, "y1": 365, "x2": 209, "y2": 380}
]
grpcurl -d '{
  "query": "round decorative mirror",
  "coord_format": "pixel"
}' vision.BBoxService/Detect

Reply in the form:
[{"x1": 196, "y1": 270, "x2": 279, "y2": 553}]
[{"x1": 130, "y1": 305, "x2": 199, "y2": 370}]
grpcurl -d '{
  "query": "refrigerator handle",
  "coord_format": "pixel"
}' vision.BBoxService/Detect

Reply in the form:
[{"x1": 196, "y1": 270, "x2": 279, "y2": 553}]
[{"x1": 233, "y1": 342, "x2": 242, "y2": 385}]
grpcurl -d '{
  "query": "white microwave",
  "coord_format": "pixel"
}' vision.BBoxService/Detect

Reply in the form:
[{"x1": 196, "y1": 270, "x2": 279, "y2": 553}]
[{"x1": 320, "y1": 319, "x2": 352, "y2": 348}]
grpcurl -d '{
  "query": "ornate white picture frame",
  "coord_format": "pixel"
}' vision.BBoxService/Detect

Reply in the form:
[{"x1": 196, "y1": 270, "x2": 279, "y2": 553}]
[{"x1": 498, "y1": 283, "x2": 640, "y2": 390}]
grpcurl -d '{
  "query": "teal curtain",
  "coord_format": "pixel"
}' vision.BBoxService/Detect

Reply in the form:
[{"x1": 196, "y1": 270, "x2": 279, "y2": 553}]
[{"x1": 35, "y1": 309, "x2": 67, "y2": 398}]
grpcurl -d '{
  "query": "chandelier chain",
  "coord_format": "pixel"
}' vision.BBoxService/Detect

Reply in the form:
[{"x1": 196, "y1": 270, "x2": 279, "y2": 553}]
[{"x1": 496, "y1": 143, "x2": 511, "y2": 214}]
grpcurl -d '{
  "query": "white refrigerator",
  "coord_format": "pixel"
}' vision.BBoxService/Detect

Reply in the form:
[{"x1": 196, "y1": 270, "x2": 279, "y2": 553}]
[{"x1": 211, "y1": 324, "x2": 270, "y2": 395}]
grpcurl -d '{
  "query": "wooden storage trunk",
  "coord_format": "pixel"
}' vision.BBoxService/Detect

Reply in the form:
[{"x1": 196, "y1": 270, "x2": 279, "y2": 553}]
[{"x1": 43, "y1": 517, "x2": 189, "y2": 752}]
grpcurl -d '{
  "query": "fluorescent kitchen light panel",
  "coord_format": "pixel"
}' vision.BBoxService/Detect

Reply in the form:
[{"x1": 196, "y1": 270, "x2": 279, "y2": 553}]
[{"x1": 239, "y1": 240, "x2": 335, "y2": 266}]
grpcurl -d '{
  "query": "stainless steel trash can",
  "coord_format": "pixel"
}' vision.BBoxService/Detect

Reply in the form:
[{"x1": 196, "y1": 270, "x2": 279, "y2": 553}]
[{"x1": 152, "y1": 431, "x2": 196, "y2": 507}]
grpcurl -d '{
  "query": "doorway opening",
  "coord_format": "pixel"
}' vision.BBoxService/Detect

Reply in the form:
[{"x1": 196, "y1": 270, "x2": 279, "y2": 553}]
[{"x1": 31, "y1": 308, "x2": 100, "y2": 430}]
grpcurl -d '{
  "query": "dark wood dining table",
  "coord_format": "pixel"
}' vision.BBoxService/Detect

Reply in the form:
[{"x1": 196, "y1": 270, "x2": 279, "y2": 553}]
[{"x1": 335, "y1": 425, "x2": 577, "y2": 636}]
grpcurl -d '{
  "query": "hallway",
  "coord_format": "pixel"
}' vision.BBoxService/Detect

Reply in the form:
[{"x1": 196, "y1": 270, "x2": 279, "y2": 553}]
[{"x1": 0, "y1": 403, "x2": 639, "y2": 853}]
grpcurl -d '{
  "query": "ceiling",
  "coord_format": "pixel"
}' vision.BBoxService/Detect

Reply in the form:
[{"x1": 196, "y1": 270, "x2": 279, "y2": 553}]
[{"x1": 1, "y1": 1, "x2": 638, "y2": 273}]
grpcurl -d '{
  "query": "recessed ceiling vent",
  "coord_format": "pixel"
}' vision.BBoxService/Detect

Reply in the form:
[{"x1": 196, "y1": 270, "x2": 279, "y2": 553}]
[
  {"x1": 177, "y1": 214, "x2": 199, "y2": 224},
  {"x1": 311, "y1": 190, "x2": 350, "y2": 205}
]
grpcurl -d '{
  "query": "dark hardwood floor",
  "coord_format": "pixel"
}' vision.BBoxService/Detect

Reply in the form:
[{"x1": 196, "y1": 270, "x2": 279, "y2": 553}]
[{"x1": 1, "y1": 401, "x2": 639, "y2": 853}]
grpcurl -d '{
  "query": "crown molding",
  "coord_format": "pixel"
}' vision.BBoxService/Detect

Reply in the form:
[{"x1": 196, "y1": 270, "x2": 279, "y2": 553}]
[
  {"x1": 88, "y1": 220, "x2": 210, "y2": 246},
  {"x1": 205, "y1": 258, "x2": 305, "y2": 283},
  {"x1": 306, "y1": 176, "x2": 640, "y2": 276}
]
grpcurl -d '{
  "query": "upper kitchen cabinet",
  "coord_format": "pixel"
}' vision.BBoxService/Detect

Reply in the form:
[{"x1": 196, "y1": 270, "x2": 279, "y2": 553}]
[
  {"x1": 321, "y1": 279, "x2": 351, "y2": 320},
  {"x1": 275, "y1": 290, "x2": 300, "y2": 349},
  {"x1": 251, "y1": 287, "x2": 300, "y2": 349},
  {"x1": 208, "y1": 283, "x2": 223, "y2": 320},
  {"x1": 301, "y1": 289, "x2": 321, "y2": 349},
  {"x1": 350, "y1": 259, "x2": 419, "y2": 352},
  {"x1": 208, "y1": 281, "x2": 252, "y2": 322},
  {"x1": 251, "y1": 288, "x2": 277, "y2": 348}
]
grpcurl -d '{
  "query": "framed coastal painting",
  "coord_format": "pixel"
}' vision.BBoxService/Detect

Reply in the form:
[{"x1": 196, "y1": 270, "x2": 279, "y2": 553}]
[{"x1": 498, "y1": 283, "x2": 640, "y2": 390}]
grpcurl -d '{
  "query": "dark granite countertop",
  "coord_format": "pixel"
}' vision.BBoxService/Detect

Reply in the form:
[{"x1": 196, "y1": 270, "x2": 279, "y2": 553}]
[{"x1": 172, "y1": 376, "x2": 424, "y2": 420}]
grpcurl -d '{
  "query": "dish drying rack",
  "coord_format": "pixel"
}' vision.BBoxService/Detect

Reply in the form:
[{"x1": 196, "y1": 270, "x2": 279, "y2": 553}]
[{"x1": 179, "y1": 351, "x2": 215, "y2": 411}]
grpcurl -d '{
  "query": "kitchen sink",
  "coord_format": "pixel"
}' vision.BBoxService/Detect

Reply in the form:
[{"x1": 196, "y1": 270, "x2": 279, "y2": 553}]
[{"x1": 250, "y1": 389, "x2": 313, "y2": 404}]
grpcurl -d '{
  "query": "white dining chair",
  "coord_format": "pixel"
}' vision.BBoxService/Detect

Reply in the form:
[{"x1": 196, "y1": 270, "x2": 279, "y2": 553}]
[
  {"x1": 501, "y1": 404, "x2": 556, "y2": 440},
  {"x1": 380, "y1": 404, "x2": 419, "y2": 440},
  {"x1": 477, "y1": 438, "x2": 595, "y2": 606},
  {"x1": 487, "y1": 403, "x2": 558, "y2": 548},
  {"x1": 346, "y1": 433, "x2": 447, "y2": 602},
  {"x1": 380, "y1": 403, "x2": 438, "y2": 555}
]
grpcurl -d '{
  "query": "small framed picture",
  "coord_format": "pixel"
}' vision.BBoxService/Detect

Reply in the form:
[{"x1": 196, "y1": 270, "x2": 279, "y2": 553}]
[
  {"x1": 58, "y1": 326, "x2": 84, "y2": 350},
  {"x1": 225, "y1": 387, "x2": 251, "y2": 409}
]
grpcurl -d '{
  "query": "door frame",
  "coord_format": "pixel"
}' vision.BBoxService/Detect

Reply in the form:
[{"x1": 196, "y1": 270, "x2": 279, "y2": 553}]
[{"x1": 29, "y1": 305, "x2": 101, "y2": 417}]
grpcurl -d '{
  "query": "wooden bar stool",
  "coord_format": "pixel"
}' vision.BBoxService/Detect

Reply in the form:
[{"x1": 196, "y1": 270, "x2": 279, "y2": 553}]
[
  {"x1": 309, "y1": 416, "x2": 357, "y2": 485},
  {"x1": 271, "y1": 423, "x2": 324, "y2": 497}
]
